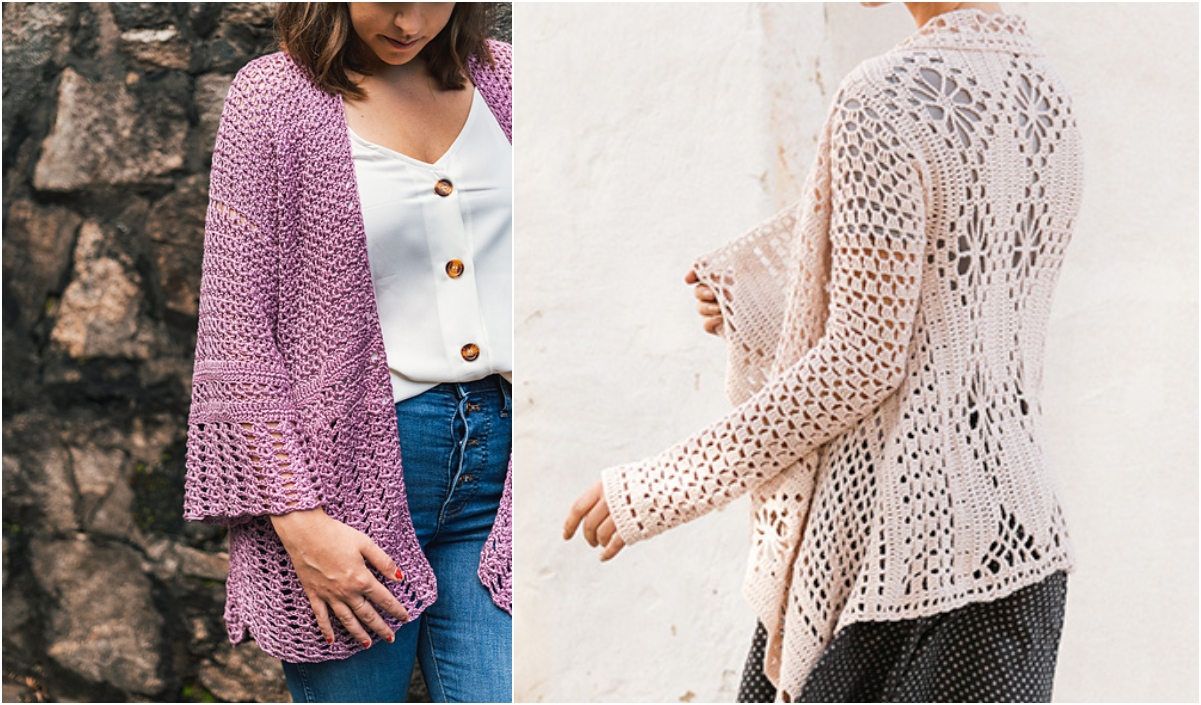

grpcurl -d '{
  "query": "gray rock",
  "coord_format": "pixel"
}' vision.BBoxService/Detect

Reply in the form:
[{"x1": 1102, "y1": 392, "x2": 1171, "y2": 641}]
[
  {"x1": 2, "y1": 683, "x2": 27, "y2": 702},
  {"x1": 201, "y1": 4, "x2": 277, "y2": 73},
  {"x1": 69, "y1": 445, "x2": 127, "y2": 515},
  {"x1": 219, "y1": 3, "x2": 275, "y2": 28},
  {"x1": 2, "y1": 454, "x2": 29, "y2": 519},
  {"x1": 68, "y1": 3, "x2": 102, "y2": 61},
  {"x1": 14, "y1": 446, "x2": 79, "y2": 533},
  {"x1": 2, "y1": 412, "x2": 79, "y2": 532},
  {"x1": 2, "y1": 580, "x2": 34, "y2": 657},
  {"x1": 1, "y1": 197, "x2": 82, "y2": 330},
  {"x1": 2, "y1": 316, "x2": 41, "y2": 416},
  {"x1": 198, "y1": 641, "x2": 291, "y2": 704},
  {"x1": 190, "y1": 615, "x2": 210, "y2": 642},
  {"x1": 1, "y1": 679, "x2": 43, "y2": 703},
  {"x1": 119, "y1": 26, "x2": 192, "y2": 71},
  {"x1": 1, "y1": 3, "x2": 74, "y2": 152},
  {"x1": 188, "y1": 4, "x2": 226, "y2": 39},
  {"x1": 110, "y1": 3, "x2": 177, "y2": 31},
  {"x1": 147, "y1": 549, "x2": 180, "y2": 582},
  {"x1": 146, "y1": 174, "x2": 208, "y2": 316},
  {"x1": 490, "y1": 3, "x2": 512, "y2": 44},
  {"x1": 127, "y1": 413, "x2": 181, "y2": 469},
  {"x1": 195, "y1": 74, "x2": 232, "y2": 156},
  {"x1": 50, "y1": 220, "x2": 169, "y2": 359},
  {"x1": 86, "y1": 473, "x2": 135, "y2": 538},
  {"x1": 175, "y1": 544, "x2": 228, "y2": 581},
  {"x1": 30, "y1": 536, "x2": 166, "y2": 695},
  {"x1": 139, "y1": 540, "x2": 227, "y2": 583},
  {"x1": 139, "y1": 357, "x2": 195, "y2": 399},
  {"x1": 146, "y1": 536, "x2": 173, "y2": 562},
  {"x1": 33, "y1": 67, "x2": 187, "y2": 191},
  {"x1": 59, "y1": 408, "x2": 130, "y2": 450}
]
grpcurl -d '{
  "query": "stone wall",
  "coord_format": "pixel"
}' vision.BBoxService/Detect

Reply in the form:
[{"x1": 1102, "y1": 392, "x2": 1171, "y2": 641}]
[{"x1": 2, "y1": 3, "x2": 511, "y2": 702}]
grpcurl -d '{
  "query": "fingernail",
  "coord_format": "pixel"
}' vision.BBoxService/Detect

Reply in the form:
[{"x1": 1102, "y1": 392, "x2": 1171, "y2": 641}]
[
  {"x1": 385, "y1": 635, "x2": 394, "y2": 643},
  {"x1": 395, "y1": 568, "x2": 404, "y2": 580},
  {"x1": 326, "y1": 636, "x2": 334, "y2": 644},
  {"x1": 362, "y1": 639, "x2": 371, "y2": 648}
]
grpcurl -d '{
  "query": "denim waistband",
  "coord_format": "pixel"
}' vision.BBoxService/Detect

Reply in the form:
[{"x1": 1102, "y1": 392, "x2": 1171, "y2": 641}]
[{"x1": 413, "y1": 374, "x2": 512, "y2": 413}]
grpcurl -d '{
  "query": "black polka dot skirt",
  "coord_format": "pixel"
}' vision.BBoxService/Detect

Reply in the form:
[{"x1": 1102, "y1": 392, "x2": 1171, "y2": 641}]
[{"x1": 737, "y1": 571, "x2": 1068, "y2": 703}]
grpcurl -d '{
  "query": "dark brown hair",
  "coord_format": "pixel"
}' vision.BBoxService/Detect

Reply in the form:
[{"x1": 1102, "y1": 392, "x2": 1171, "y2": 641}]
[{"x1": 275, "y1": 3, "x2": 496, "y2": 101}]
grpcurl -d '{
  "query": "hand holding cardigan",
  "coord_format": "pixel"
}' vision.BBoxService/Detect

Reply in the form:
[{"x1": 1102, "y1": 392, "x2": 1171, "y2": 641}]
[
  {"x1": 685, "y1": 269, "x2": 725, "y2": 336},
  {"x1": 270, "y1": 507, "x2": 409, "y2": 647}
]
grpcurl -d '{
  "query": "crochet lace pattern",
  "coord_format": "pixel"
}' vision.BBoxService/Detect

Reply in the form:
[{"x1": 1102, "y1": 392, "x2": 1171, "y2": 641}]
[
  {"x1": 600, "y1": 11, "x2": 1081, "y2": 699},
  {"x1": 183, "y1": 41, "x2": 512, "y2": 663}
]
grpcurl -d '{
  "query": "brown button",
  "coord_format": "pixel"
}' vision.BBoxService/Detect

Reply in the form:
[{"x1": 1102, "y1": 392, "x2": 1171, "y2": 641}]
[
  {"x1": 460, "y1": 343, "x2": 479, "y2": 362},
  {"x1": 434, "y1": 179, "x2": 454, "y2": 197},
  {"x1": 445, "y1": 259, "x2": 465, "y2": 278}
]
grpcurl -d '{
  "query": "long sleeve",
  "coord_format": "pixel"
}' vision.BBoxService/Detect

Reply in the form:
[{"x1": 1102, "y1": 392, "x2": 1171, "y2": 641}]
[
  {"x1": 602, "y1": 86, "x2": 928, "y2": 546},
  {"x1": 183, "y1": 65, "x2": 322, "y2": 525},
  {"x1": 471, "y1": 40, "x2": 512, "y2": 143}
]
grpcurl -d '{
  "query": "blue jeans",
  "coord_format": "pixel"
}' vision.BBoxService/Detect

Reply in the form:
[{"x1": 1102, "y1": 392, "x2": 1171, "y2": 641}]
[{"x1": 281, "y1": 375, "x2": 513, "y2": 702}]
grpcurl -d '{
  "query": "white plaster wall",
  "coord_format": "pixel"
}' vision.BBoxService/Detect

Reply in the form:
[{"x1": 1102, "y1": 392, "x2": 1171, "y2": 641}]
[{"x1": 512, "y1": 3, "x2": 1198, "y2": 702}]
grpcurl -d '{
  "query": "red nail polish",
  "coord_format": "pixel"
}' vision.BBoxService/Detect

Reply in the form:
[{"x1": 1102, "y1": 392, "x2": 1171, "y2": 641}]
[
  {"x1": 362, "y1": 640, "x2": 371, "y2": 648},
  {"x1": 385, "y1": 635, "x2": 394, "y2": 643},
  {"x1": 326, "y1": 636, "x2": 334, "y2": 644},
  {"x1": 395, "y1": 568, "x2": 404, "y2": 580}
]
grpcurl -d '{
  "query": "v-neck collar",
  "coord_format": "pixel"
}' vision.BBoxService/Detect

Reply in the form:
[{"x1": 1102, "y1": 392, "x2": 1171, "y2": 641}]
[{"x1": 342, "y1": 88, "x2": 482, "y2": 170}]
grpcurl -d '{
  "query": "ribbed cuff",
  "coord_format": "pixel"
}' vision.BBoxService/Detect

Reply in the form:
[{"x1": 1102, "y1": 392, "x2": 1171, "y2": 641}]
[{"x1": 600, "y1": 462, "x2": 652, "y2": 547}]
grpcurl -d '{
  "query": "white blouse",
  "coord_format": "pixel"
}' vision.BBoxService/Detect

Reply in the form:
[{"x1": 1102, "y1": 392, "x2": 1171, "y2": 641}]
[{"x1": 349, "y1": 88, "x2": 513, "y2": 403}]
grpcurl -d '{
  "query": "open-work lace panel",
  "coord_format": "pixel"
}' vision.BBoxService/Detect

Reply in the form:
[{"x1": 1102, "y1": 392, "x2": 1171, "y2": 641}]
[
  {"x1": 602, "y1": 11, "x2": 1080, "y2": 698},
  {"x1": 183, "y1": 43, "x2": 513, "y2": 663}
]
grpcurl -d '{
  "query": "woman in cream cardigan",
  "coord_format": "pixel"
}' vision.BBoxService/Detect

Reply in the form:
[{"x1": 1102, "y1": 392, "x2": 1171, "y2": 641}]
[{"x1": 565, "y1": 2, "x2": 1082, "y2": 701}]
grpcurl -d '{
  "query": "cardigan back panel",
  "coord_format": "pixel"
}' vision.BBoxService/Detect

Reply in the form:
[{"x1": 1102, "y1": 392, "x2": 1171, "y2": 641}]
[
  {"x1": 182, "y1": 41, "x2": 512, "y2": 663},
  {"x1": 600, "y1": 11, "x2": 1080, "y2": 699}
]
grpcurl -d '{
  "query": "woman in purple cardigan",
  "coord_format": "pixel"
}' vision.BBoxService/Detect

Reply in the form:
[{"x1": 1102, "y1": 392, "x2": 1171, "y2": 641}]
[{"x1": 183, "y1": 3, "x2": 512, "y2": 702}]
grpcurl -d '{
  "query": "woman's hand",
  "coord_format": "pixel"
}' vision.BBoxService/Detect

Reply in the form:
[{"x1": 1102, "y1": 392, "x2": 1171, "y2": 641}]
[
  {"x1": 563, "y1": 480, "x2": 626, "y2": 561},
  {"x1": 270, "y1": 507, "x2": 410, "y2": 647},
  {"x1": 685, "y1": 269, "x2": 724, "y2": 335}
]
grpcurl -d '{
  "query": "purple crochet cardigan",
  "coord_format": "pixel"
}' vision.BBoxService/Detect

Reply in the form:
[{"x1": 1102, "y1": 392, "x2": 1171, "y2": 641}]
[{"x1": 182, "y1": 41, "x2": 512, "y2": 663}]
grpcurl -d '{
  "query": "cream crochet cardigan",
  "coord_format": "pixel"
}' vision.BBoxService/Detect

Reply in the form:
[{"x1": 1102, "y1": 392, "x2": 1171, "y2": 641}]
[{"x1": 600, "y1": 10, "x2": 1082, "y2": 699}]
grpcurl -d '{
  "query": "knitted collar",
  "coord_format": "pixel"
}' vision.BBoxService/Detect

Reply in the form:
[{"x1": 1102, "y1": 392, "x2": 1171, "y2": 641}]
[{"x1": 894, "y1": 8, "x2": 1042, "y2": 55}]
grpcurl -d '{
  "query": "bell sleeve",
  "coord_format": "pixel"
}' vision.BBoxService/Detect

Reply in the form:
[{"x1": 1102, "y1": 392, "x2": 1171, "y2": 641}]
[
  {"x1": 478, "y1": 457, "x2": 513, "y2": 614},
  {"x1": 601, "y1": 83, "x2": 929, "y2": 546},
  {"x1": 183, "y1": 64, "x2": 323, "y2": 526}
]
